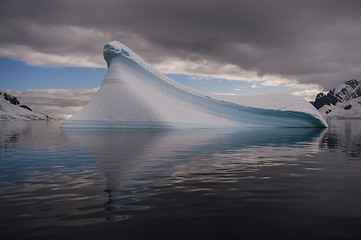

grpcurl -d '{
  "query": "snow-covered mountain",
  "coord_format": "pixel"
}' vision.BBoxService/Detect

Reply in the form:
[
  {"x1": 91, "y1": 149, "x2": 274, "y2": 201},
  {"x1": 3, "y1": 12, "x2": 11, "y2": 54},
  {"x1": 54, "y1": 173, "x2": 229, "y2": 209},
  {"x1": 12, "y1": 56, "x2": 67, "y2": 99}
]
[
  {"x1": 0, "y1": 90, "x2": 51, "y2": 120},
  {"x1": 312, "y1": 79, "x2": 361, "y2": 119},
  {"x1": 62, "y1": 41, "x2": 327, "y2": 128}
]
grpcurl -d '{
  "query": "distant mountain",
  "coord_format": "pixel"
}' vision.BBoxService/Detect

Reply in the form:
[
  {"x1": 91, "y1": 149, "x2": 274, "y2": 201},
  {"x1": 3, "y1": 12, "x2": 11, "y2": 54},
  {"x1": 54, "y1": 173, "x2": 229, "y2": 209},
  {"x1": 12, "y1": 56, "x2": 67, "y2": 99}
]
[
  {"x1": 312, "y1": 79, "x2": 361, "y2": 119},
  {"x1": 0, "y1": 90, "x2": 51, "y2": 120}
]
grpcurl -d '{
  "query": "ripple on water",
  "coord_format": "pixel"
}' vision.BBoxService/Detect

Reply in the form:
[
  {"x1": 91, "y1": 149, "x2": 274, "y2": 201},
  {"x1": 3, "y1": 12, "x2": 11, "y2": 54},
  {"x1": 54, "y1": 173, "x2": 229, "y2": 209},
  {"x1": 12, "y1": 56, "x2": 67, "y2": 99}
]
[{"x1": 2, "y1": 121, "x2": 361, "y2": 239}]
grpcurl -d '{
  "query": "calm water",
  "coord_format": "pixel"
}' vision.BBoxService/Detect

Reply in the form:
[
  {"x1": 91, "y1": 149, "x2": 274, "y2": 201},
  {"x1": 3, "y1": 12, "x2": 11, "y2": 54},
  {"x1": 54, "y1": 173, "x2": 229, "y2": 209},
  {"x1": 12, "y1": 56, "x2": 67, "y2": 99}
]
[{"x1": 0, "y1": 120, "x2": 361, "y2": 239}]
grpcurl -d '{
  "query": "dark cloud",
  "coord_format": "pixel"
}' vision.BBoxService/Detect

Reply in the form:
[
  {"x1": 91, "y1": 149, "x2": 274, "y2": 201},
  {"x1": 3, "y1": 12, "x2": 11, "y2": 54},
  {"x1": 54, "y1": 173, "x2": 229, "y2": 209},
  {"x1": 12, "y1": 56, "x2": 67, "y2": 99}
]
[{"x1": 1, "y1": 0, "x2": 361, "y2": 90}]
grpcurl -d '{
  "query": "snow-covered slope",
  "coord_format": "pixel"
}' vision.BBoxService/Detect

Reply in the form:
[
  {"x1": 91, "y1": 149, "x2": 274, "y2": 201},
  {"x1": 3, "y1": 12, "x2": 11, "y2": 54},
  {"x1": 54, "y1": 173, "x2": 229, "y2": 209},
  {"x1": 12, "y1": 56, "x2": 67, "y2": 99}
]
[
  {"x1": 0, "y1": 91, "x2": 50, "y2": 120},
  {"x1": 312, "y1": 79, "x2": 361, "y2": 119},
  {"x1": 331, "y1": 79, "x2": 361, "y2": 102},
  {"x1": 319, "y1": 98, "x2": 361, "y2": 119},
  {"x1": 62, "y1": 41, "x2": 327, "y2": 128},
  {"x1": 212, "y1": 93, "x2": 323, "y2": 120}
]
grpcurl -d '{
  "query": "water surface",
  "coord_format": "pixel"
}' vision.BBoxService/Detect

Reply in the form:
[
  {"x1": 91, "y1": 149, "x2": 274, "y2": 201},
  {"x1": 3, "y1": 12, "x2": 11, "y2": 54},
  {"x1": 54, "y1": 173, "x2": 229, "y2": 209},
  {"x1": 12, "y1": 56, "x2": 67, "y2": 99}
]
[{"x1": 0, "y1": 120, "x2": 361, "y2": 239}]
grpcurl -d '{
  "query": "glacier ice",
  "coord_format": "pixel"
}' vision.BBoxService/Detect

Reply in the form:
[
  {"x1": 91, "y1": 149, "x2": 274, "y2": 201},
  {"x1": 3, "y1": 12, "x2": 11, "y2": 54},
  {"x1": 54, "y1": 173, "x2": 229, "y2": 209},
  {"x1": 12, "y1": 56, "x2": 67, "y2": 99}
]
[{"x1": 62, "y1": 41, "x2": 327, "y2": 128}]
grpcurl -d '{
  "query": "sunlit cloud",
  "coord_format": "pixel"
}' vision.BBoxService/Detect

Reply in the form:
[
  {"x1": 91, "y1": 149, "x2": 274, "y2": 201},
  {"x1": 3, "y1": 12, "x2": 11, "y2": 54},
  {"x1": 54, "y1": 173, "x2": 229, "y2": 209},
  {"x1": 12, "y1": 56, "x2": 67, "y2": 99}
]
[
  {"x1": 292, "y1": 89, "x2": 325, "y2": 102},
  {"x1": 154, "y1": 58, "x2": 323, "y2": 93}
]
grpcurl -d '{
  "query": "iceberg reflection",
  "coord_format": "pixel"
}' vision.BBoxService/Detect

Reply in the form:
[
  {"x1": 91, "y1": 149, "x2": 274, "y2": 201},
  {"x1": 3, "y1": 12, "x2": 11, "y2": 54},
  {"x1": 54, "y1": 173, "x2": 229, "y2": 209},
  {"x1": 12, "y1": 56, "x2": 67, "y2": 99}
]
[{"x1": 62, "y1": 127, "x2": 325, "y2": 219}]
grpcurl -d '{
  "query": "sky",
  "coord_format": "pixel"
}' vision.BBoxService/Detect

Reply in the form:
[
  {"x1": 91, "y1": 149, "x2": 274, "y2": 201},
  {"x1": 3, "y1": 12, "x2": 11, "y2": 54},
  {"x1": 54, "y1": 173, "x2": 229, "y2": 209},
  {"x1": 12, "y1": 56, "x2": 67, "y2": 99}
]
[{"x1": 1, "y1": 0, "x2": 361, "y2": 119}]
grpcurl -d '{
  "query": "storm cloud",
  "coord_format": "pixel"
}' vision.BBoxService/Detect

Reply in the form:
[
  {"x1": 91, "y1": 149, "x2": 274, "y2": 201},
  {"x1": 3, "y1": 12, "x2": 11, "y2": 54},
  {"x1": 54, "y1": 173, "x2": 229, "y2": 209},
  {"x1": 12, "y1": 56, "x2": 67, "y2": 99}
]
[{"x1": 1, "y1": 0, "x2": 361, "y2": 90}]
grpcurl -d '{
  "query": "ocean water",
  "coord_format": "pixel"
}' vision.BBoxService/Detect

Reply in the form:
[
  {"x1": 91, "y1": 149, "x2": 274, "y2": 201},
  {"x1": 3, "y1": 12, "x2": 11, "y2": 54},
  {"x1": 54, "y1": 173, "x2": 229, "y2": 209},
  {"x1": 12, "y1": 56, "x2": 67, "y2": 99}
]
[{"x1": 0, "y1": 120, "x2": 361, "y2": 240}]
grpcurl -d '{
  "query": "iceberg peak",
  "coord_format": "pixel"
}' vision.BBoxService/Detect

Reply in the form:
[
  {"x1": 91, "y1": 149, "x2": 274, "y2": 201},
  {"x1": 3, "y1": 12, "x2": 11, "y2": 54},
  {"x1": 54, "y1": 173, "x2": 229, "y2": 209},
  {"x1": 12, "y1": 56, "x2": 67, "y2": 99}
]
[{"x1": 103, "y1": 41, "x2": 133, "y2": 67}]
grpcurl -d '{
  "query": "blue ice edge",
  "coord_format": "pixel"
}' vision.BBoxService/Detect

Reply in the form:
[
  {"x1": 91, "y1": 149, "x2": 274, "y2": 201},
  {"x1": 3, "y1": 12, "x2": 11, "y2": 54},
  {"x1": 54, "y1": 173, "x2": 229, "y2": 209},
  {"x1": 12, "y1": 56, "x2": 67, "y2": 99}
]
[
  {"x1": 61, "y1": 120, "x2": 232, "y2": 129},
  {"x1": 62, "y1": 102, "x2": 327, "y2": 129},
  {"x1": 61, "y1": 111, "x2": 327, "y2": 129}
]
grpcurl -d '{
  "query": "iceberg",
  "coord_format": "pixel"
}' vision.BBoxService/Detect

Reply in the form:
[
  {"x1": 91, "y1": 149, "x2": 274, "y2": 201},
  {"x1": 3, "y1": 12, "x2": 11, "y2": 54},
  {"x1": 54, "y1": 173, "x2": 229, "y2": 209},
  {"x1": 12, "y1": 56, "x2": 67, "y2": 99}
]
[{"x1": 62, "y1": 41, "x2": 327, "y2": 128}]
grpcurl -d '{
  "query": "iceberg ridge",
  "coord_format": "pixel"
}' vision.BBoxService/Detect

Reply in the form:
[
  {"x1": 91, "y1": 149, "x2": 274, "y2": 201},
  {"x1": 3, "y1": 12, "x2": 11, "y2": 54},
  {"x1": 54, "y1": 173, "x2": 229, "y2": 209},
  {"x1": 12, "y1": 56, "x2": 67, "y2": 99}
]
[{"x1": 62, "y1": 41, "x2": 327, "y2": 128}]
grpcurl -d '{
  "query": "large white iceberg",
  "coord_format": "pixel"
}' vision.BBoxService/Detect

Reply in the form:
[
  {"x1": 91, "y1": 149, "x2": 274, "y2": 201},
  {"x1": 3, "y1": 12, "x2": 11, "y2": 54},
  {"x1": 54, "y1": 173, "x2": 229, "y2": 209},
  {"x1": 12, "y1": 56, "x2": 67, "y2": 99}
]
[{"x1": 62, "y1": 41, "x2": 327, "y2": 128}]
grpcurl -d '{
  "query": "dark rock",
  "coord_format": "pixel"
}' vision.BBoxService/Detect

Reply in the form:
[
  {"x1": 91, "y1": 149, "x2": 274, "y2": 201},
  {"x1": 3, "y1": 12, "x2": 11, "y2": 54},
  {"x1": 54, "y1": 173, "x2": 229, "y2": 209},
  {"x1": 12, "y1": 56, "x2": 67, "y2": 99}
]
[
  {"x1": 344, "y1": 105, "x2": 352, "y2": 110},
  {"x1": 19, "y1": 105, "x2": 32, "y2": 111},
  {"x1": 312, "y1": 79, "x2": 361, "y2": 109},
  {"x1": 312, "y1": 92, "x2": 338, "y2": 109},
  {"x1": 332, "y1": 79, "x2": 361, "y2": 102},
  {"x1": 344, "y1": 79, "x2": 360, "y2": 89},
  {"x1": 3, "y1": 93, "x2": 20, "y2": 105}
]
